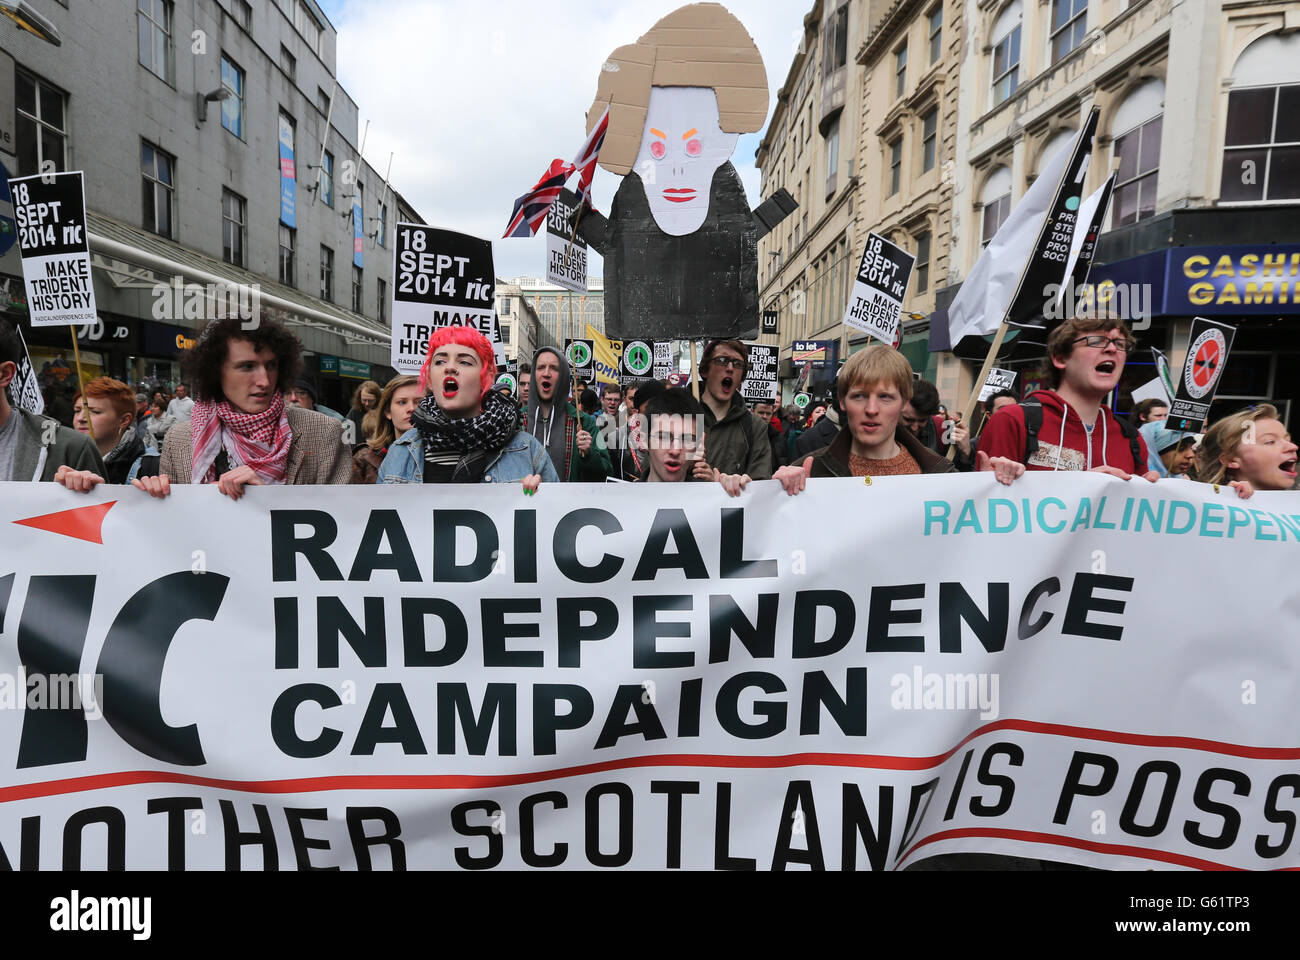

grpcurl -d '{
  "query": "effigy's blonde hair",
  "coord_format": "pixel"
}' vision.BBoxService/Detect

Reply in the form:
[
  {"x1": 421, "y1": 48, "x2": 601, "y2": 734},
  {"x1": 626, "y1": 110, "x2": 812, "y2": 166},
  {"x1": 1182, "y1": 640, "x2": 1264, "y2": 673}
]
[
  {"x1": 588, "y1": 3, "x2": 768, "y2": 176},
  {"x1": 1196, "y1": 403, "x2": 1280, "y2": 486}
]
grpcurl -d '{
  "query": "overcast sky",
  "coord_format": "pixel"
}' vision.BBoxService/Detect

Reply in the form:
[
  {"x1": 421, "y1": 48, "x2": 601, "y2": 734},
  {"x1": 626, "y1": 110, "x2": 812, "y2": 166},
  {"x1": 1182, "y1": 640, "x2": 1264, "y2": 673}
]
[{"x1": 314, "y1": 0, "x2": 803, "y2": 280}]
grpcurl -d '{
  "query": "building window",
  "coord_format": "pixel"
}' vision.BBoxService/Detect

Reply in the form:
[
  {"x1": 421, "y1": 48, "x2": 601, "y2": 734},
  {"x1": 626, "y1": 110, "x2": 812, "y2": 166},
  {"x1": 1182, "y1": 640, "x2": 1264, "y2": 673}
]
[
  {"x1": 980, "y1": 165, "x2": 1012, "y2": 247},
  {"x1": 140, "y1": 140, "x2": 174, "y2": 239},
  {"x1": 220, "y1": 54, "x2": 244, "y2": 138},
  {"x1": 377, "y1": 201, "x2": 388, "y2": 247},
  {"x1": 320, "y1": 245, "x2": 334, "y2": 301},
  {"x1": 921, "y1": 107, "x2": 938, "y2": 172},
  {"x1": 1050, "y1": 0, "x2": 1088, "y2": 65},
  {"x1": 137, "y1": 0, "x2": 173, "y2": 83},
  {"x1": 15, "y1": 68, "x2": 66, "y2": 177},
  {"x1": 991, "y1": 3, "x2": 1022, "y2": 106},
  {"x1": 280, "y1": 44, "x2": 296, "y2": 82},
  {"x1": 894, "y1": 43, "x2": 908, "y2": 99},
  {"x1": 823, "y1": 4, "x2": 849, "y2": 77},
  {"x1": 320, "y1": 151, "x2": 334, "y2": 207},
  {"x1": 222, "y1": 189, "x2": 246, "y2": 267},
  {"x1": 500, "y1": 298, "x2": 512, "y2": 316},
  {"x1": 1220, "y1": 82, "x2": 1300, "y2": 203},
  {"x1": 235, "y1": 0, "x2": 252, "y2": 30},
  {"x1": 352, "y1": 266, "x2": 363, "y2": 313},
  {"x1": 1113, "y1": 116, "x2": 1162, "y2": 225},
  {"x1": 318, "y1": 86, "x2": 332, "y2": 115},
  {"x1": 377, "y1": 278, "x2": 387, "y2": 324},
  {"x1": 914, "y1": 232, "x2": 931, "y2": 292},
  {"x1": 295, "y1": 1, "x2": 322, "y2": 56},
  {"x1": 928, "y1": 5, "x2": 943, "y2": 65},
  {"x1": 279, "y1": 225, "x2": 296, "y2": 287},
  {"x1": 889, "y1": 137, "x2": 902, "y2": 196},
  {"x1": 825, "y1": 117, "x2": 840, "y2": 194}
]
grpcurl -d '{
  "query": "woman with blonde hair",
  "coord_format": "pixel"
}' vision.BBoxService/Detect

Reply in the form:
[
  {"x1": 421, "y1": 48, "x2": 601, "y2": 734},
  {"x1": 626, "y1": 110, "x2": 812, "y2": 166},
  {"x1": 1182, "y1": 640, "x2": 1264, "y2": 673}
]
[
  {"x1": 1196, "y1": 404, "x2": 1297, "y2": 496},
  {"x1": 346, "y1": 379, "x2": 382, "y2": 446},
  {"x1": 352, "y1": 375, "x2": 422, "y2": 484}
]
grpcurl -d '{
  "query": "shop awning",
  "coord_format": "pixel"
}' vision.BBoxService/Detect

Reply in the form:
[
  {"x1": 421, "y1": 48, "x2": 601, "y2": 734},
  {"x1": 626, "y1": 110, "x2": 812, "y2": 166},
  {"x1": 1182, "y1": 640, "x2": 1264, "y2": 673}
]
[{"x1": 86, "y1": 212, "x2": 392, "y2": 358}]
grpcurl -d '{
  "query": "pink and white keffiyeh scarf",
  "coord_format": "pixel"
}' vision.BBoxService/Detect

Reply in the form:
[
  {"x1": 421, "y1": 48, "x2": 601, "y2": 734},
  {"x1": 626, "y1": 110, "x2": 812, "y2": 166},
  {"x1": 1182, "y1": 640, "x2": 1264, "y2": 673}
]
[{"x1": 190, "y1": 393, "x2": 292, "y2": 484}]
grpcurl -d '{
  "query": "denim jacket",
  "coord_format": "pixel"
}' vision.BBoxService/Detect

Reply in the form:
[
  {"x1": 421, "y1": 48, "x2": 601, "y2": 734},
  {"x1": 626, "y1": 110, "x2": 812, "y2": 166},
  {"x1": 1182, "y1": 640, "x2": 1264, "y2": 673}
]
[{"x1": 376, "y1": 427, "x2": 561, "y2": 484}]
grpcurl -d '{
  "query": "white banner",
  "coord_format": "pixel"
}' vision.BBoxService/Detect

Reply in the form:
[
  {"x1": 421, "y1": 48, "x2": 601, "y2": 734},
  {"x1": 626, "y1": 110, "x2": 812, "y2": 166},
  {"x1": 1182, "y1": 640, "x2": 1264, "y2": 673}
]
[{"x1": 1, "y1": 475, "x2": 1297, "y2": 870}]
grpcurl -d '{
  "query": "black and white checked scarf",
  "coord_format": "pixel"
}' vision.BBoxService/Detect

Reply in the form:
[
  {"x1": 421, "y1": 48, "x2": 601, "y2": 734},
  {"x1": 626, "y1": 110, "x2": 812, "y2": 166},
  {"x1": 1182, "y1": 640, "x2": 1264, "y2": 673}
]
[{"x1": 411, "y1": 387, "x2": 519, "y2": 482}]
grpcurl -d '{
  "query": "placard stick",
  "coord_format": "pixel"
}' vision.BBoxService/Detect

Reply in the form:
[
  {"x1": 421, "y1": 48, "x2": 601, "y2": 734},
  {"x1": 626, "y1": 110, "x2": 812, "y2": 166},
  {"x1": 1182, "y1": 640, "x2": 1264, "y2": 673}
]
[
  {"x1": 947, "y1": 321, "x2": 1010, "y2": 460},
  {"x1": 563, "y1": 203, "x2": 586, "y2": 261},
  {"x1": 68, "y1": 326, "x2": 95, "y2": 444},
  {"x1": 689, "y1": 340, "x2": 700, "y2": 401},
  {"x1": 567, "y1": 291, "x2": 578, "y2": 402}
]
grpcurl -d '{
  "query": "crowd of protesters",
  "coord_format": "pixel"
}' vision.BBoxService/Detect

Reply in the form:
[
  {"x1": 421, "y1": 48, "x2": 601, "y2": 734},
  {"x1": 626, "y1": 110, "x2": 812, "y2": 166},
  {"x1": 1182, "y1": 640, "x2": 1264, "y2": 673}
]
[{"x1": 1, "y1": 313, "x2": 1294, "y2": 499}]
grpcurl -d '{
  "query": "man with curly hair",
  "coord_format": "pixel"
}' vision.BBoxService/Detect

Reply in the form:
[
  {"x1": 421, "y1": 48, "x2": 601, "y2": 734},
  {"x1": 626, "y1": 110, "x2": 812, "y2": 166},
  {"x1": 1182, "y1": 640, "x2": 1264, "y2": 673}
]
[{"x1": 133, "y1": 316, "x2": 351, "y2": 499}]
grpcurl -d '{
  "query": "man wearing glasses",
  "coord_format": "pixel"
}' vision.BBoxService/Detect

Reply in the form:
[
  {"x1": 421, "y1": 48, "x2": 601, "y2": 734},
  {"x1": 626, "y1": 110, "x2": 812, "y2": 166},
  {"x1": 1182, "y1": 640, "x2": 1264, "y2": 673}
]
[
  {"x1": 696, "y1": 339, "x2": 773, "y2": 480},
  {"x1": 979, "y1": 315, "x2": 1157, "y2": 480}
]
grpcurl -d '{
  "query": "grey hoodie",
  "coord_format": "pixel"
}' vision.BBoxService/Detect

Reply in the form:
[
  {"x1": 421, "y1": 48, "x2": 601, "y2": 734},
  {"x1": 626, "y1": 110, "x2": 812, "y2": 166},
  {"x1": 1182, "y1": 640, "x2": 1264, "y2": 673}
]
[
  {"x1": 525, "y1": 345, "x2": 573, "y2": 477},
  {"x1": 3, "y1": 406, "x2": 105, "y2": 482}
]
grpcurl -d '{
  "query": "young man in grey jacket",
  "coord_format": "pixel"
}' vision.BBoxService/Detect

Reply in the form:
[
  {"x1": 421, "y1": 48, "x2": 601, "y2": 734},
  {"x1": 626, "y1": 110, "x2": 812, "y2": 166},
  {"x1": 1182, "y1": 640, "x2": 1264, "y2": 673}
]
[{"x1": 0, "y1": 322, "x2": 104, "y2": 482}]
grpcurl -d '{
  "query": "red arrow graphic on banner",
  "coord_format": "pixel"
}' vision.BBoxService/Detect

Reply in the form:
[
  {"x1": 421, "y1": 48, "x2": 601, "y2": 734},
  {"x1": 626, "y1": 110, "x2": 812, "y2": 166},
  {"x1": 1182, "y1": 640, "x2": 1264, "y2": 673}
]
[{"x1": 13, "y1": 500, "x2": 116, "y2": 543}]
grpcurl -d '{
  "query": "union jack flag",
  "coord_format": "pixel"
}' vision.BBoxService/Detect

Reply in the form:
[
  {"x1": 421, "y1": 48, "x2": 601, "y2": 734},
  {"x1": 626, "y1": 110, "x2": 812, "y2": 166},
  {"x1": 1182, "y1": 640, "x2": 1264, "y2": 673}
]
[
  {"x1": 571, "y1": 104, "x2": 609, "y2": 208},
  {"x1": 502, "y1": 158, "x2": 574, "y2": 238}
]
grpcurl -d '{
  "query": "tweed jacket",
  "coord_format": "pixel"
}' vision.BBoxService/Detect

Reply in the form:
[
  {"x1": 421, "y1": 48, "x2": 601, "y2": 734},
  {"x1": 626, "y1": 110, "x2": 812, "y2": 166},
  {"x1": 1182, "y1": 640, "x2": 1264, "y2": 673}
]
[{"x1": 159, "y1": 404, "x2": 351, "y2": 484}]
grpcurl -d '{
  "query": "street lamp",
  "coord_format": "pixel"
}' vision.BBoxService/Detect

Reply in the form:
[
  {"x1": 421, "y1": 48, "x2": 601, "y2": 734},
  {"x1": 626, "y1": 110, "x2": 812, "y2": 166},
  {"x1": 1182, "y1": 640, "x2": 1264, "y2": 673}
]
[
  {"x1": 196, "y1": 86, "x2": 233, "y2": 123},
  {"x1": 0, "y1": 0, "x2": 60, "y2": 45}
]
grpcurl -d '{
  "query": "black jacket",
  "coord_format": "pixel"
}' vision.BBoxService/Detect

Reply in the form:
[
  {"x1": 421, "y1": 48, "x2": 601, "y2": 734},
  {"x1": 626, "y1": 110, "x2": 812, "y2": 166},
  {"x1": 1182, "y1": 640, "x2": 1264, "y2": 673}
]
[{"x1": 796, "y1": 414, "x2": 839, "y2": 458}]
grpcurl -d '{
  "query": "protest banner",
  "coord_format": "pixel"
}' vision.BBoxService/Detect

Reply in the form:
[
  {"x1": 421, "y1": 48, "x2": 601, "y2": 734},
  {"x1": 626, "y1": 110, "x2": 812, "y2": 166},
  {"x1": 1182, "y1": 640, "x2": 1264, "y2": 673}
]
[
  {"x1": 11, "y1": 324, "x2": 44, "y2": 414},
  {"x1": 1167, "y1": 318, "x2": 1236, "y2": 433},
  {"x1": 653, "y1": 340, "x2": 674, "y2": 380},
  {"x1": 978, "y1": 368, "x2": 1017, "y2": 403},
  {"x1": 390, "y1": 225, "x2": 500, "y2": 376},
  {"x1": 620, "y1": 339, "x2": 655, "y2": 382},
  {"x1": 2, "y1": 475, "x2": 1296, "y2": 871},
  {"x1": 842, "y1": 233, "x2": 915, "y2": 346},
  {"x1": 740, "y1": 342, "x2": 777, "y2": 402},
  {"x1": 565, "y1": 338, "x2": 594, "y2": 381},
  {"x1": 7, "y1": 171, "x2": 97, "y2": 327},
  {"x1": 547, "y1": 189, "x2": 587, "y2": 294},
  {"x1": 586, "y1": 324, "x2": 622, "y2": 386}
]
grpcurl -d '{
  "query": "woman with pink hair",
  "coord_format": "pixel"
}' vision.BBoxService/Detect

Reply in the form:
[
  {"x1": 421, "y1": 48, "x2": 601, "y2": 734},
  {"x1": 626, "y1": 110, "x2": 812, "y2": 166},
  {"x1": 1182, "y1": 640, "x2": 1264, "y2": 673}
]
[{"x1": 376, "y1": 326, "x2": 558, "y2": 488}]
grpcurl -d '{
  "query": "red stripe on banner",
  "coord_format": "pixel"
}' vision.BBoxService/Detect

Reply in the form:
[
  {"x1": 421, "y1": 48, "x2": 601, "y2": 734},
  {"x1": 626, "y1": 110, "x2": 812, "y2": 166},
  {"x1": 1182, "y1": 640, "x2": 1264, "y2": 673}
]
[
  {"x1": 896, "y1": 827, "x2": 1300, "y2": 872},
  {"x1": 2, "y1": 717, "x2": 1296, "y2": 803}
]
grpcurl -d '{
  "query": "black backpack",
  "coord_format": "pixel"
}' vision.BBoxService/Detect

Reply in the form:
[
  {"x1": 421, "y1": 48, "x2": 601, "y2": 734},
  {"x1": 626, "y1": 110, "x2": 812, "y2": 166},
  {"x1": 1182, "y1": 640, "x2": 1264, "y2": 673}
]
[{"x1": 1022, "y1": 397, "x2": 1142, "y2": 471}]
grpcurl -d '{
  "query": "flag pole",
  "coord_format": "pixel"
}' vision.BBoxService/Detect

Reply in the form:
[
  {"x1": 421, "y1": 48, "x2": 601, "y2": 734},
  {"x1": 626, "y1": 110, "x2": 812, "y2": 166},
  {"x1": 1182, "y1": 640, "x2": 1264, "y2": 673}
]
[
  {"x1": 69, "y1": 326, "x2": 96, "y2": 444},
  {"x1": 564, "y1": 203, "x2": 585, "y2": 261},
  {"x1": 947, "y1": 322, "x2": 1009, "y2": 460}
]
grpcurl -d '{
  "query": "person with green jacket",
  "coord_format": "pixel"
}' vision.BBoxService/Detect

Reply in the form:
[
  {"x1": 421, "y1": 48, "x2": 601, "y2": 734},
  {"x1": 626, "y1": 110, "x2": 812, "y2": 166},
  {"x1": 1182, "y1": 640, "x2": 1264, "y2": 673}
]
[
  {"x1": 696, "y1": 338, "x2": 773, "y2": 481},
  {"x1": 524, "y1": 345, "x2": 613, "y2": 482}
]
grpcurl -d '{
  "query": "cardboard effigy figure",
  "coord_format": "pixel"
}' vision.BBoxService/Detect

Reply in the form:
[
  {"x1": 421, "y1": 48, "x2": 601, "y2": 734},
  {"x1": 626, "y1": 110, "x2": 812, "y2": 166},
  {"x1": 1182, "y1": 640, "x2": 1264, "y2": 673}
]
[{"x1": 570, "y1": 3, "x2": 796, "y2": 341}]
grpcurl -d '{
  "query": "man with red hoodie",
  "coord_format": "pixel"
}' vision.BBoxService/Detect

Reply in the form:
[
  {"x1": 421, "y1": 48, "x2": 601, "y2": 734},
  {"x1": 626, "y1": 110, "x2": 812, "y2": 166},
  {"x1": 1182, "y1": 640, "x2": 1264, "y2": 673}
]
[{"x1": 980, "y1": 315, "x2": 1157, "y2": 480}]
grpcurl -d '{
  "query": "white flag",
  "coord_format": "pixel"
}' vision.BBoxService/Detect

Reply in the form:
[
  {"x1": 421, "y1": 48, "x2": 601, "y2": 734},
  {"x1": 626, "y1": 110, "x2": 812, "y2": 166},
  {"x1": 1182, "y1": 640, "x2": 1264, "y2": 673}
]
[{"x1": 946, "y1": 137, "x2": 1078, "y2": 345}]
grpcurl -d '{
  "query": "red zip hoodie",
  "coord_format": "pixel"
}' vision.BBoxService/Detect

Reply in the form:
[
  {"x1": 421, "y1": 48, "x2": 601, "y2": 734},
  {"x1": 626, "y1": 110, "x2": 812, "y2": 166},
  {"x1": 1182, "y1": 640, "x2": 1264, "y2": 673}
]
[{"x1": 979, "y1": 389, "x2": 1149, "y2": 473}]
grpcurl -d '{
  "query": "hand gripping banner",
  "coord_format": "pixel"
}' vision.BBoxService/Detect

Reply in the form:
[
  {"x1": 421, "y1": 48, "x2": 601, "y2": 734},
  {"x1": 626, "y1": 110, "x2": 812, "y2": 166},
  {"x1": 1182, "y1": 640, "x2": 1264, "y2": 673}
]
[{"x1": 0, "y1": 475, "x2": 1297, "y2": 870}]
